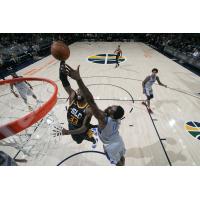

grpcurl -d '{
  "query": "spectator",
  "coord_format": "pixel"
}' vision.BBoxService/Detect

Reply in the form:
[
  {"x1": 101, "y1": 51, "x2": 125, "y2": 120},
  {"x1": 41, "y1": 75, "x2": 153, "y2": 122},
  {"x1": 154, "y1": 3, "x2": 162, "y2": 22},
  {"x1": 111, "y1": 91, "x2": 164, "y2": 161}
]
[{"x1": 193, "y1": 48, "x2": 199, "y2": 58}]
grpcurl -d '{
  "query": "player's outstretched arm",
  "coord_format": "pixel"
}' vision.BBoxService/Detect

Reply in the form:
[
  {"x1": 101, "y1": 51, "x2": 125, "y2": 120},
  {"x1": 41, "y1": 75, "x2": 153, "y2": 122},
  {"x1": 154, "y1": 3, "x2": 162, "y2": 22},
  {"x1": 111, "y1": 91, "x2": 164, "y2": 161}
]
[
  {"x1": 62, "y1": 126, "x2": 88, "y2": 135},
  {"x1": 64, "y1": 64, "x2": 106, "y2": 129},
  {"x1": 156, "y1": 76, "x2": 167, "y2": 87},
  {"x1": 59, "y1": 61, "x2": 76, "y2": 104}
]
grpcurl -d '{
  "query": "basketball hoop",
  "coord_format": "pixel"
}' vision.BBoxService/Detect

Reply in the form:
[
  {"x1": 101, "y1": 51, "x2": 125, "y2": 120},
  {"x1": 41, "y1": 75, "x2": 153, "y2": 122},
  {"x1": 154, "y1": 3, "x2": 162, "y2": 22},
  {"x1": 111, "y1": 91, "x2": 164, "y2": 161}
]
[{"x1": 0, "y1": 77, "x2": 58, "y2": 140}]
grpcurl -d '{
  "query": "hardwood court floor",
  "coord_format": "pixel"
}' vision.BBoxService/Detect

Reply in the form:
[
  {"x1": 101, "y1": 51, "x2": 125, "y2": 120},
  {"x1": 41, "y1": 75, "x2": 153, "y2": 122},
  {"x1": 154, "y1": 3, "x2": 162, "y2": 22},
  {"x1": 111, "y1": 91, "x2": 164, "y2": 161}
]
[{"x1": 0, "y1": 42, "x2": 200, "y2": 166}]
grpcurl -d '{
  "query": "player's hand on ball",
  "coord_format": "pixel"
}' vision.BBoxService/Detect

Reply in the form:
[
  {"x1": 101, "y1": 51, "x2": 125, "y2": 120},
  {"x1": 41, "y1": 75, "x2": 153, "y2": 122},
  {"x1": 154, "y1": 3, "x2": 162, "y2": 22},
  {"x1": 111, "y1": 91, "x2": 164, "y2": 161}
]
[{"x1": 65, "y1": 64, "x2": 81, "y2": 80}]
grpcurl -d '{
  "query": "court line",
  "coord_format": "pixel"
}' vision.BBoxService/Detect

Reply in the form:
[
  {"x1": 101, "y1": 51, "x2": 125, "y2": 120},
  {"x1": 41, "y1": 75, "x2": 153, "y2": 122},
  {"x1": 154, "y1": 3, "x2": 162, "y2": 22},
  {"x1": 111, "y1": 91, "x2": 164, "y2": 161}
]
[
  {"x1": 81, "y1": 76, "x2": 200, "y2": 100},
  {"x1": 86, "y1": 83, "x2": 135, "y2": 104},
  {"x1": 23, "y1": 59, "x2": 57, "y2": 76},
  {"x1": 2, "y1": 75, "x2": 199, "y2": 101},
  {"x1": 143, "y1": 103, "x2": 172, "y2": 166},
  {"x1": 57, "y1": 150, "x2": 106, "y2": 166}
]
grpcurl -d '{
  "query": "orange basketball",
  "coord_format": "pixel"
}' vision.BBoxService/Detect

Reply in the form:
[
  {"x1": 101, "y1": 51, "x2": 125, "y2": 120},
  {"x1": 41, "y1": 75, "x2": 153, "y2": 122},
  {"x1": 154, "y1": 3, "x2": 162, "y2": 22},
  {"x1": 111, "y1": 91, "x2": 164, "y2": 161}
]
[{"x1": 51, "y1": 41, "x2": 70, "y2": 61}]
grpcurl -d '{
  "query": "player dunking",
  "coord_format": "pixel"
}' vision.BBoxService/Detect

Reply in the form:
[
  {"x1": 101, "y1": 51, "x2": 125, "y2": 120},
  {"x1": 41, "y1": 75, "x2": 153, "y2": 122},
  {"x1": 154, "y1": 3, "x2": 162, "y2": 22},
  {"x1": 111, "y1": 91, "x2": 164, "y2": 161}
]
[
  {"x1": 142, "y1": 68, "x2": 167, "y2": 114},
  {"x1": 63, "y1": 64, "x2": 126, "y2": 166},
  {"x1": 59, "y1": 61, "x2": 97, "y2": 147},
  {"x1": 10, "y1": 73, "x2": 38, "y2": 111},
  {"x1": 114, "y1": 45, "x2": 122, "y2": 68}
]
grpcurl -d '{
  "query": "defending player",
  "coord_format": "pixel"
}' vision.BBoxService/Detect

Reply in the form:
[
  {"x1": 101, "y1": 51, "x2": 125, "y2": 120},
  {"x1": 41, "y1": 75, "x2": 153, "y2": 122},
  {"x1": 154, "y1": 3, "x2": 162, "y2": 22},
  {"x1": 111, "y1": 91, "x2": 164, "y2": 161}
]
[
  {"x1": 10, "y1": 73, "x2": 38, "y2": 111},
  {"x1": 142, "y1": 68, "x2": 167, "y2": 113}
]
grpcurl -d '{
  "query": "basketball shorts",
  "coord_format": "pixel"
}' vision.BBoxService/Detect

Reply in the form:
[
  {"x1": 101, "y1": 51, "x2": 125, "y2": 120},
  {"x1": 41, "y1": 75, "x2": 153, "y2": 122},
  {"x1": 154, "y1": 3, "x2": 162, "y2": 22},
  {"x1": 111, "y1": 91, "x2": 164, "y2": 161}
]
[
  {"x1": 116, "y1": 54, "x2": 120, "y2": 63},
  {"x1": 103, "y1": 137, "x2": 126, "y2": 165},
  {"x1": 68, "y1": 124, "x2": 96, "y2": 144},
  {"x1": 144, "y1": 88, "x2": 154, "y2": 100}
]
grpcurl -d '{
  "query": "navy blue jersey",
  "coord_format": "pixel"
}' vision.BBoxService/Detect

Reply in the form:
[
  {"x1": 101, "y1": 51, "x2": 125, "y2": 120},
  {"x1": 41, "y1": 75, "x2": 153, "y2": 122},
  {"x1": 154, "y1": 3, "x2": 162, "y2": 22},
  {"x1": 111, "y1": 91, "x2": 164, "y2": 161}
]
[{"x1": 67, "y1": 99, "x2": 89, "y2": 129}]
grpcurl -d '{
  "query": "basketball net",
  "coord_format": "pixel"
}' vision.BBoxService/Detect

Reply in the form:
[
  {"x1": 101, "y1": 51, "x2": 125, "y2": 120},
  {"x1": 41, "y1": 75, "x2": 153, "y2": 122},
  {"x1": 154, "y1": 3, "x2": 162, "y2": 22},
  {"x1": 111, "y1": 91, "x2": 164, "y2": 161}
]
[{"x1": 0, "y1": 77, "x2": 63, "y2": 160}]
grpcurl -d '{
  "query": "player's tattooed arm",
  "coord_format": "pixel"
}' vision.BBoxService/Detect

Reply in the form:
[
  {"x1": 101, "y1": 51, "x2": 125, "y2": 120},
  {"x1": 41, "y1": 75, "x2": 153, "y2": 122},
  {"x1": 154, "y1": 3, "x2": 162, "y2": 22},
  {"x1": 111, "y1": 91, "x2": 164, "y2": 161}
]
[
  {"x1": 64, "y1": 64, "x2": 106, "y2": 129},
  {"x1": 156, "y1": 76, "x2": 167, "y2": 87}
]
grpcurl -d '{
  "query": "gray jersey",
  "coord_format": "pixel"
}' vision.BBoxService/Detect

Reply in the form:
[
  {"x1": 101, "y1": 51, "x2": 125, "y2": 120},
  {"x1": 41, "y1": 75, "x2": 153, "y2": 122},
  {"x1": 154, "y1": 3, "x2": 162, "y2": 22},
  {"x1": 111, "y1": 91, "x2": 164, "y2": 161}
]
[
  {"x1": 98, "y1": 117, "x2": 121, "y2": 144},
  {"x1": 144, "y1": 75, "x2": 156, "y2": 90},
  {"x1": 98, "y1": 117, "x2": 126, "y2": 164}
]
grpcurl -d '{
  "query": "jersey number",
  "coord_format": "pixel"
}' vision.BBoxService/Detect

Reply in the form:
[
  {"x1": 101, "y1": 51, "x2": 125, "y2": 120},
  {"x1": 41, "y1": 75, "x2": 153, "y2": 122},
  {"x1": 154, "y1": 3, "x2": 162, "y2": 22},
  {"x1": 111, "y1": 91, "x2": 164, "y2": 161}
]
[
  {"x1": 69, "y1": 116, "x2": 79, "y2": 125},
  {"x1": 71, "y1": 108, "x2": 82, "y2": 119}
]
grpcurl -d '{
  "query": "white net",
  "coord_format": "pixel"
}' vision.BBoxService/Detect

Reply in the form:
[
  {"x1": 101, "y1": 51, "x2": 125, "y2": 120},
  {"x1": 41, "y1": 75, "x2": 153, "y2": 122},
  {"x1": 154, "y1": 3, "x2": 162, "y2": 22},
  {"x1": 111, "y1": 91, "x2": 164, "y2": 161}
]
[{"x1": 0, "y1": 78, "x2": 62, "y2": 160}]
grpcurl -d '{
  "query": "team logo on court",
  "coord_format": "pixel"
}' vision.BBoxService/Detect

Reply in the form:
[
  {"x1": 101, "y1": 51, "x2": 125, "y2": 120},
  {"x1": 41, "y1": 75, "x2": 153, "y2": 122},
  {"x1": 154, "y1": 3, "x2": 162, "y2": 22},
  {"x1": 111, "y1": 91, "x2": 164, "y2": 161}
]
[
  {"x1": 88, "y1": 54, "x2": 126, "y2": 64},
  {"x1": 185, "y1": 121, "x2": 200, "y2": 141}
]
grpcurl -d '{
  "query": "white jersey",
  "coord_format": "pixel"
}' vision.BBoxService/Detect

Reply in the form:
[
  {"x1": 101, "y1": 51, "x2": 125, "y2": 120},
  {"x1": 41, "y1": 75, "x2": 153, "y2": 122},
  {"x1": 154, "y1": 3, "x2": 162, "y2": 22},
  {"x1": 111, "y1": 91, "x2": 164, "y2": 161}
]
[
  {"x1": 145, "y1": 75, "x2": 156, "y2": 90},
  {"x1": 98, "y1": 117, "x2": 126, "y2": 164},
  {"x1": 14, "y1": 81, "x2": 29, "y2": 91},
  {"x1": 14, "y1": 81, "x2": 33, "y2": 99},
  {"x1": 98, "y1": 117, "x2": 121, "y2": 144}
]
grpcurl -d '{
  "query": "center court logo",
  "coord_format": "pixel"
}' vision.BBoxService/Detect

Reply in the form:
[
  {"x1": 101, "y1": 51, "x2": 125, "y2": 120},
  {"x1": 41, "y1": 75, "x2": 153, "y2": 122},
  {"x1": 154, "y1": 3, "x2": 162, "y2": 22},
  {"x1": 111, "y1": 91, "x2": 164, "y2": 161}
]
[
  {"x1": 185, "y1": 121, "x2": 200, "y2": 141},
  {"x1": 88, "y1": 54, "x2": 126, "y2": 64}
]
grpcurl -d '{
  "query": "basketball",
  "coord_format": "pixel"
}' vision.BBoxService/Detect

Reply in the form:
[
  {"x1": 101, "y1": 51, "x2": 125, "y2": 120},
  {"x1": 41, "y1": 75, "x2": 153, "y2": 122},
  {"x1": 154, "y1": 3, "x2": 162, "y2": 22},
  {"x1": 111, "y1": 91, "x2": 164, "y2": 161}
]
[{"x1": 51, "y1": 41, "x2": 70, "y2": 61}]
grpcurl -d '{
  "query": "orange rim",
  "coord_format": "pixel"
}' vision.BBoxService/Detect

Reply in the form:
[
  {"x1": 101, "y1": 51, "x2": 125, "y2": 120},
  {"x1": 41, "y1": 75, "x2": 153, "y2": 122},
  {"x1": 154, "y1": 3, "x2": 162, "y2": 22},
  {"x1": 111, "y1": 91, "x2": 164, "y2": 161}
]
[{"x1": 0, "y1": 77, "x2": 58, "y2": 140}]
